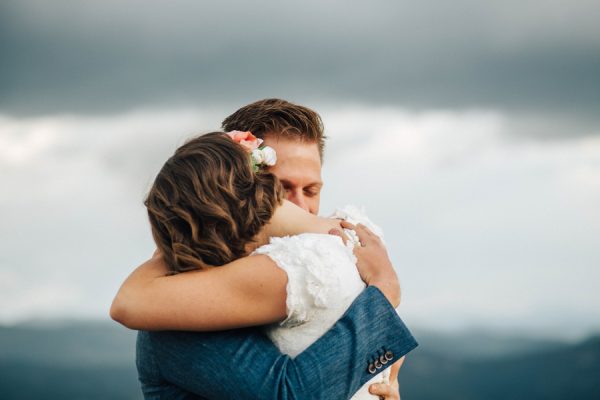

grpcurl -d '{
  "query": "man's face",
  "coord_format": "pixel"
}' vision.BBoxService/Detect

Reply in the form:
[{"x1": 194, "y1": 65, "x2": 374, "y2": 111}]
[{"x1": 262, "y1": 136, "x2": 323, "y2": 215}]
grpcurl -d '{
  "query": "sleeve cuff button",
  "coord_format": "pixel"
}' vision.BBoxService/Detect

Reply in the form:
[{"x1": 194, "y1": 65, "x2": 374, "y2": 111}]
[{"x1": 368, "y1": 363, "x2": 377, "y2": 374}]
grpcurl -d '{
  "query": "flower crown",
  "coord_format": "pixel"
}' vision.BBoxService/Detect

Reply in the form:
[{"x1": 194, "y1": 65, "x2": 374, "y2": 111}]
[{"x1": 225, "y1": 131, "x2": 277, "y2": 171}]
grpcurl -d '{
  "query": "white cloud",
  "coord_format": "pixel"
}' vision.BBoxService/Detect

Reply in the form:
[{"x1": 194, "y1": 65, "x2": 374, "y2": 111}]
[
  {"x1": 0, "y1": 116, "x2": 60, "y2": 165},
  {"x1": 0, "y1": 108, "x2": 222, "y2": 323},
  {"x1": 1, "y1": 105, "x2": 599, "y2": 339},
  {"x1": 320, "y1": 105, "x2": 600, "y2": 338}
]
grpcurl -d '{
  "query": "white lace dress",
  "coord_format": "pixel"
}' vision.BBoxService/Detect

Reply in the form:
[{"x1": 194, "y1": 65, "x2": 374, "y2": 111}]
[{"x1": 253, "y1": 206, "x2": 391, "y2": 399}]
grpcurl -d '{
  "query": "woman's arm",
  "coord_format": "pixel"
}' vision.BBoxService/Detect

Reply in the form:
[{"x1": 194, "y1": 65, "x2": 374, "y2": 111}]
[
  {"x1": 111, "y1": 223, "x2": 400, "y2": 331},
  {"x1": 110, "y1": 253, "x2": 289, "y2": 330}
]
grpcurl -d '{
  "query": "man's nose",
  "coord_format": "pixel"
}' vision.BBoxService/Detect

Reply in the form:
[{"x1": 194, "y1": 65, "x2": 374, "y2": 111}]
[{"x1": 286, "y1": 190, "x2": 309, "y2": 212}]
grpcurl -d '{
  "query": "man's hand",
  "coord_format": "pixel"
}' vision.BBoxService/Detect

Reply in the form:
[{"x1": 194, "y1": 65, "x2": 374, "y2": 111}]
[
  {"x1": 369, "y1": 356, "x2": 405, "y2": 400},
  {"x1": 338, "y1": 221, "x2": 401, "y2": 308},
  {"x1": 369, "y1": 380, "x2": 400, "y2": 400}
]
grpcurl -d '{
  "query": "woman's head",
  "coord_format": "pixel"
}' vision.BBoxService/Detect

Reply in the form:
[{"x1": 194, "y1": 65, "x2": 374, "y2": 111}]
[{"x1": 145, "y1": 132, "x2": 284, "y2": 273}]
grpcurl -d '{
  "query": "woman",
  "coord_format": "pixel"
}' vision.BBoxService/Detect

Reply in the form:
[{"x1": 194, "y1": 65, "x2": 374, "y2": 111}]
[{"x1": 123, "y1": 131, "x2": 408, "y2": 399}]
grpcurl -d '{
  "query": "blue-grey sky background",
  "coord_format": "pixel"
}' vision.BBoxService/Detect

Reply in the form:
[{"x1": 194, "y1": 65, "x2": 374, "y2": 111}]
[{"x1": 1, "y1": 0, "x2": 599, "y2": 339}]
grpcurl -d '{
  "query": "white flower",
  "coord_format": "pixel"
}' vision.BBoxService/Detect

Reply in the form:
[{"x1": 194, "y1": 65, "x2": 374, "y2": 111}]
[
  {"x1": 261, "y1": 146, "x2": 277, "y2": 166},
  {"x1": 251, "y1": 148, "x2": 265, "y2": 165},
  {"x1": 251, "y1": 146, "x2": 277, "y2": 167}
]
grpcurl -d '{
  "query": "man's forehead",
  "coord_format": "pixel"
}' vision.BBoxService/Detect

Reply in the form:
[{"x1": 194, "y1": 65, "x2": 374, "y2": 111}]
[
  {"x1": 264, "y1": 135, "x2": 321, "y2": 161},
  {"x1": 261, "y1": 135, "x2": 322, "y2": 184},
  {"x1": 262, "y1": 132, "x2": 306, "y2": 143}
]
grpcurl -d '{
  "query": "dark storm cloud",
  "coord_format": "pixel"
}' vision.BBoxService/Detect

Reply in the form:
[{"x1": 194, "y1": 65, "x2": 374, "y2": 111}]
[{"x1": 1, "y1": 0, "x2": 600, "y2": 116}]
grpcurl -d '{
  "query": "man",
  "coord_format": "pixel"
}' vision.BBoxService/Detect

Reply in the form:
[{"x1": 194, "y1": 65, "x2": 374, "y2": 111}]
[{"x1": 111, "y1": 99, "x2": 417, "y2": 399}]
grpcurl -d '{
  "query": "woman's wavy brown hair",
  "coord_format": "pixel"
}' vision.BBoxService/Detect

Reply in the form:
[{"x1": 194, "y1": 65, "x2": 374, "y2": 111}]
[{"x1": 145, "y1": 132, "x2": 284, "y2": 273}]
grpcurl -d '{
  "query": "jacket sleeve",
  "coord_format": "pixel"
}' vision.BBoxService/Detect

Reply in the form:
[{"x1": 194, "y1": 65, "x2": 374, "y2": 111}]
[{"x1": 142, "y1": 286, "x2": 418, "y2": 400}]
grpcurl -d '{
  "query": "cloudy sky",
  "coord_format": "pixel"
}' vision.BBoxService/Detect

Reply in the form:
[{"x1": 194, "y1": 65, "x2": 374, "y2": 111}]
[{"x1": 1, "y1": 0, "x2": 599, "y2": 339}]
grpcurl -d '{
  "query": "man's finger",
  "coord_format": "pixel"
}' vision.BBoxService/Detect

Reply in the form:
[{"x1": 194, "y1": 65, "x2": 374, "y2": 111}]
[
  {"x1": 340, "y1": 221, "x2": 376, "y2": 239},
  {"x1": 356, "y1": 223, "x2": 377, "y2": 238},
  {"x1": 369, "y1": 383, "x2": 392, "y2": 395},
  {"x1": 352, "y1": 224, "x2": 380, "y2": 247},
  {"x1": 339, "y1": 220, "x2": 356, "y2": 230},
  {"x1": 369, "y1": 383, "x2": 397, "y2": 399},
  {"x1": 389, "y1": 356, "x2": 405, "y2": 384}
]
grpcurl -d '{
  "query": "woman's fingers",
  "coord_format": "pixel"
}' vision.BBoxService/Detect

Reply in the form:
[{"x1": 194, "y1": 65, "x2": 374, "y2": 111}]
[
  {"x1": 328, "y1": 228, "x2": 349, "y2": 245},
  {"x1": 342, "y1": 222, "x2": 381, "y2": 247}
]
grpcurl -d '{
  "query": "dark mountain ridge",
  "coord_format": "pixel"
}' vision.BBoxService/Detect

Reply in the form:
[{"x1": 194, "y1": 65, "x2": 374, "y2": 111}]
[{"x1": 1, "y1": 321, "x2": 598, "y2": 399}]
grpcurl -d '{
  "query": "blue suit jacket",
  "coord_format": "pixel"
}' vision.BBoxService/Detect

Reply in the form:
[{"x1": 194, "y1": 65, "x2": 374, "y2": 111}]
[{"x1": 136, "y1": 286, "x2": 418, "y2": 399}]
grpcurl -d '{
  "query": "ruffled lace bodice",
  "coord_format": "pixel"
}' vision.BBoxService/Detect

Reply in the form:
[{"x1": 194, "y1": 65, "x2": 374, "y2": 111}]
[{"x1": 253, "y1": 206, "x2": 390, "y2": 399}]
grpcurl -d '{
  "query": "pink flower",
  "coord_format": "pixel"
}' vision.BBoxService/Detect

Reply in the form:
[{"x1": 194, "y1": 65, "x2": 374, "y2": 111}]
[{"x1": 225, "y1": 130, "x2": 263, "y2": 152}]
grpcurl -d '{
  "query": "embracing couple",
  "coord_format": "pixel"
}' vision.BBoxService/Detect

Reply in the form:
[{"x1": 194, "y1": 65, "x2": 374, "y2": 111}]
[{"x1": 110, "y1": 99, "x2": 418, "y2": 399}]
